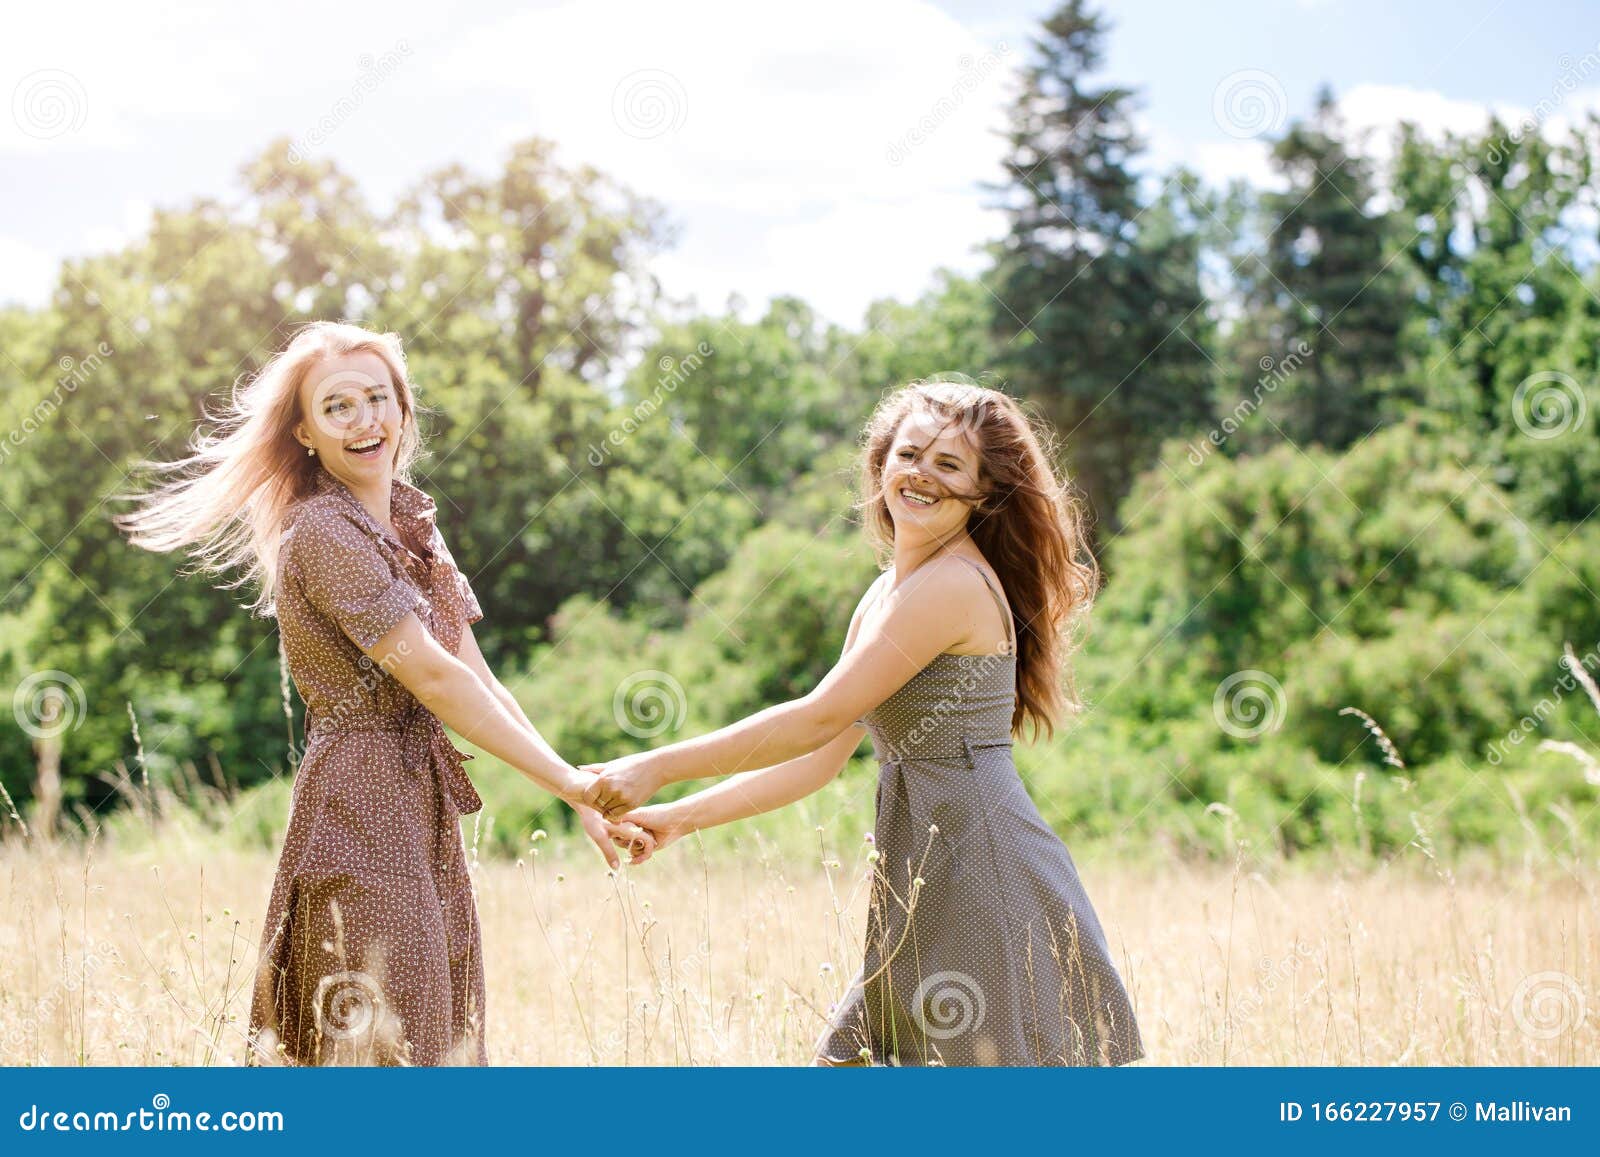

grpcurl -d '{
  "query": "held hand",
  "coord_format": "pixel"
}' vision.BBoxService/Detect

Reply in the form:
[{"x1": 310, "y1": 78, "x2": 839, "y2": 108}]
[
  {"x1": 580, "y1": 752, "x2": 669, "y2": 819},
  {"x1": 607, "y1": 816, "x2": 657, "y2": 864},
  {"x1": 557, "y1": 762, "x2": 602, "y2": 810},
  {"x1": 574, "y1": 803, "x2": 656, "y2": 868},
  {"x1": 609, "y1": 817, "x2": 660, "y2": 864},
  {"x1": 614, "y1": 804, "x2": 688, "y2": 857}
]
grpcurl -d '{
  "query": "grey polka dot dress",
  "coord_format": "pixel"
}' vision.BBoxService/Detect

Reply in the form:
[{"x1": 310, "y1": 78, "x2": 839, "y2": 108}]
[
  {"x1": 247, "y1": 468, "x2": 488, "y2": 1067},
  {"x1": 815, "y1": 560, "x2": 1144, "y2": 1066}
]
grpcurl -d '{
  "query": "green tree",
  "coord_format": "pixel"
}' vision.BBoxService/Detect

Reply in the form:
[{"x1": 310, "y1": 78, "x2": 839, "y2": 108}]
[
  {"x1": 1389, "y1": 111, "x2": 1600, "y2": 524},
  {"x1": 987, "y1": 0, "x2": 1216, "y2": 533},
  {"x1": 1089, "y1": 422, "x2": 1544, "y2": 765},
  {"x1": 1249, "y1": 86, "x2": 1413, "y2": 450},
  {"x1": 856, "y1": 269, "x2": 1001, "y2": 389}
]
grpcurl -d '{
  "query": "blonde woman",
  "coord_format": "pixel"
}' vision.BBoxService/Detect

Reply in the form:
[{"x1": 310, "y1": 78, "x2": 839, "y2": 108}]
[
  {"x1": 593, "y1": 382, "x2": 1144, "y2": 1066},
  {"x1": 119, "y1": 321, "x2": 645, "y2": 1066}
]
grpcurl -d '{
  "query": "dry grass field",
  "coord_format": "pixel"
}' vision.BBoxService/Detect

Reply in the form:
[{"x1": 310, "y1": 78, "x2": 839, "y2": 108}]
[{"x1": 1, "y1": 823, "x2": 1595, "y2": 1066}]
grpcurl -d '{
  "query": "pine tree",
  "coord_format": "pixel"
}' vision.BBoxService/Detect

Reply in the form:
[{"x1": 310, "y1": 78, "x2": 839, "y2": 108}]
[
  {"x1": 988, "y1": 0, "x2": 1215, "y2": 536},
  {"x1": 1254, "y1": 85, "x2": 1410, "y2": 450}
]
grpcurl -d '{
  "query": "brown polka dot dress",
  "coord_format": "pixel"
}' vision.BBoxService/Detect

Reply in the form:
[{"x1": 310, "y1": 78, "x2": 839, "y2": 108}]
[
  {"x1": 815, "y1": 558, "x2": 1145, "y2": 1066},
  {"x1": 246, "y1": 468, "x2": 489, "y2": 1067}
]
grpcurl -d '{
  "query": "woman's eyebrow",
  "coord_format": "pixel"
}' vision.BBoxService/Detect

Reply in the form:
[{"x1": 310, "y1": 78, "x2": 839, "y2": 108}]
[{"x1": 324, "y1": 382, "x2": 390, "y2": 396}]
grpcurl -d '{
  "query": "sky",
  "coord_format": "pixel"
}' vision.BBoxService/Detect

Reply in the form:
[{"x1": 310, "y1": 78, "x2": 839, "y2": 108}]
[{"x1": 4, "y1": 0, "x2": 1598, "y2": 327}]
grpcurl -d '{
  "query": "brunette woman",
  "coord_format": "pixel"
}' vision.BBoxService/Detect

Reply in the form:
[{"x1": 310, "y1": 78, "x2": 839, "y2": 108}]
[{"x1": 590, "y1": 381, "x2": 1143, "y2": 1066}]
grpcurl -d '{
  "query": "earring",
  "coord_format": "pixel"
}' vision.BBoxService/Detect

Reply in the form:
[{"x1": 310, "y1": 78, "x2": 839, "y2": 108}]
[{"x1": 306, "y1": 444, "x2": 315, "y2": 457}]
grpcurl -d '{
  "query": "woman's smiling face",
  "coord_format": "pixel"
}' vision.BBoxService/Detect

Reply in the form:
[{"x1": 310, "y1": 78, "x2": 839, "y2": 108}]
[
  {"x1": 294, "y1": 351, "x2": 404, "y2": 485},
  {"x1": 881, "y1": 405, "x2": 985, "y2": 538}
]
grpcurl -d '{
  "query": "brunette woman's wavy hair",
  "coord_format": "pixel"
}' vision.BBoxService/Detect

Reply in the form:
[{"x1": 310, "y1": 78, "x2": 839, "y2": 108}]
[
  {"x1": 859, "y1": 379, "x2": 1099, "y2": 740},
  {"x1": 114, "y1": 321, "x2": 422, "y2": 615}
]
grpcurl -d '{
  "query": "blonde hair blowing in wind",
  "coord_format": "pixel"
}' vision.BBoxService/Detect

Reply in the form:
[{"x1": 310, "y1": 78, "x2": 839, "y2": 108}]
[
  {"x1": 859, "y1": 379, "x2": 1100, "y2": 739},
  {"x1": 115, "y1": 321, "x2": 421, "y2": 614}
]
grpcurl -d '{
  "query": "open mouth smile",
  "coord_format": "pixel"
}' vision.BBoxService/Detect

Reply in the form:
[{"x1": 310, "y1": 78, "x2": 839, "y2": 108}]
[
  {"x1": 899, "y1": 487, "x2": 938, "y2": 508},
  {"x1": 346, "y1": 435, "x2": 386, "y2": 459}
]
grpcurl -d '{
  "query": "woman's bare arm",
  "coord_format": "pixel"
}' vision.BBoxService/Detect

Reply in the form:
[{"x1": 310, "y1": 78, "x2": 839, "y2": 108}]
[
  {"x1": 583, "y1": 557, "x2": 979, "y2": 819},
  {"x1": 454, "y1": 623, "x2": 642, "y2": 867},
  {"x1": 359, "y1": 611, "x2": 589, "y2": 804},
  {"x1": 453, "y1": 622, "x2": 574, "y2": 774},
  {"x1": 623, "y1": 725, "x2": 867, "y2": 846},
  {"x1": 611, "y1": 576, "x2": 882, "y2": 839}
]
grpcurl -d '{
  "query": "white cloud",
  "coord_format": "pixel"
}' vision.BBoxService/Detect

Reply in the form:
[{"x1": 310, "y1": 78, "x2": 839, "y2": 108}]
[
  {"x1": 1138, "y1": 102, "x2": 1284, "y2": 196},
  {"x1": 10, "y1": 2, "x2": 1591, "y2": 332},
  {"x1": 7, "y1": 0, "x2": 1020, "y2": 327},
  {"x1": 1188, "y1": 138, "x2": 1284, "y2": 194},
  {"x1": 1336, "y1": 83, "x2": 1508, "y2": 150},
  {"x1": 1336, "y1": 81, "x2": 1600, "y2": 158},
  {"x1": 1337, "y1": 83, "x2": 1600, "y2": 220},
  {"x1": 434, "y1": 0, "x2": 1017, "y2": 323},
  {"x1": 0, "y1": 233, "x2": 59, "y2": 307},
  {"x1": 0, "y1": 4, "x2": 265, "y2": 154}
]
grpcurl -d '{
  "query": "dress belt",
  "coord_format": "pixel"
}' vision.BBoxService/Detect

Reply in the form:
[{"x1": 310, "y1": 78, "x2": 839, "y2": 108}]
[
  {"x1": 305, "y1": 707, "x2": 484, "y2": 817},
  {"x1": 871, "y1": 734, "x2": 1014, "y2": 764}
]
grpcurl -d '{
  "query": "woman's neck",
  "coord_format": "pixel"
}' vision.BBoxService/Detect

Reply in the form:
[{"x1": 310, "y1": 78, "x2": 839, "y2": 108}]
[
  {"x1": 891, "y1": 525, "x2": 971, "y2": 579},
  {"x1": 340, "y1": 471, "x2": 394, "y2": 535}
]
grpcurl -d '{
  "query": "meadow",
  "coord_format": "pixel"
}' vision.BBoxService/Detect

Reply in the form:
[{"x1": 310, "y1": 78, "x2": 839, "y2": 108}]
[{"x1": 2, "y1": 811, "x2": 1594, "y2": 1066}]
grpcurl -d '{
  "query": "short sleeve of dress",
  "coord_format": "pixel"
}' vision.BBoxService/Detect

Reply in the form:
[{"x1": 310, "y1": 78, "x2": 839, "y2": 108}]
[
  {"x1": 287, "y1": 506, "x2": 425, "y2": 650},
  {"x1": 425, "y1": 525, "x2": 483, "y2": 628},
  {"x1": 457, "y1": 568, "x2": 483, "y2": 626}
]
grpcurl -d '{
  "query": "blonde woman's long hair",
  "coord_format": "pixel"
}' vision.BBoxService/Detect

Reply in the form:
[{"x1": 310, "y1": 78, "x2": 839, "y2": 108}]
[
  {"x1": 115, "y1": 321, "x2": 421, "y2": 614},
  {"x1": 859, "y1": 380, "x2": 1099, "y2": 740}
]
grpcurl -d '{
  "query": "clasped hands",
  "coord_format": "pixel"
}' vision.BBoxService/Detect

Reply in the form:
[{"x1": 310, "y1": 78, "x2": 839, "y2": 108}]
[{"x1": 577, "y1": 750, "x2": 676, "y2": 865}]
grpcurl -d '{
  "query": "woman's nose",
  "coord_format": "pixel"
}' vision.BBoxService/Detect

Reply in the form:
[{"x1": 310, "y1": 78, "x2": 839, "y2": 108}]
[{"x1": 359, "y1": 396, "x2": 393, "y2": 429}]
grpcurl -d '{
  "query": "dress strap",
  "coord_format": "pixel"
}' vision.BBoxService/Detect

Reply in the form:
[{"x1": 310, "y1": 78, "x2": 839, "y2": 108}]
[{"x1": 953, "y1": 555, "x2": 1015, "y2": 654}]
